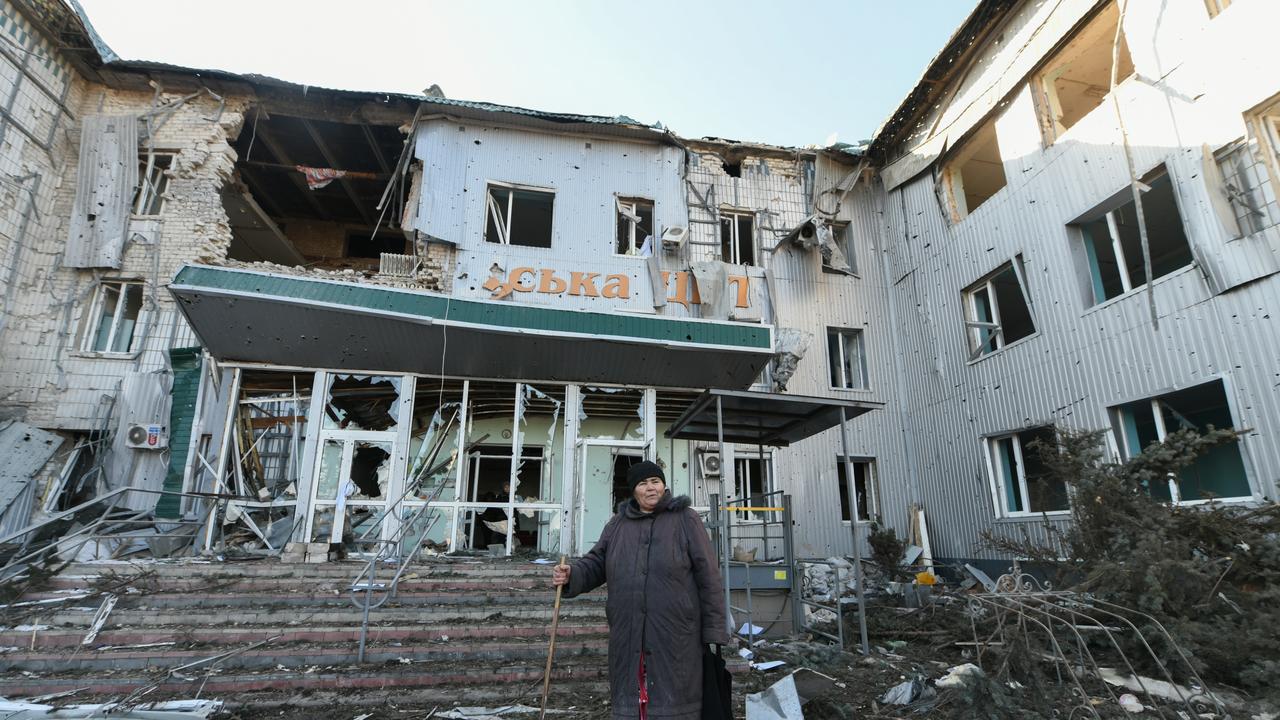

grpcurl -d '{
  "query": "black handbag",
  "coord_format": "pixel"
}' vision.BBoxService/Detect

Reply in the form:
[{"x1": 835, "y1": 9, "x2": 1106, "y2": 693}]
[{"x1": 702, "y1": 644, "x2": 733, "y2": 720}]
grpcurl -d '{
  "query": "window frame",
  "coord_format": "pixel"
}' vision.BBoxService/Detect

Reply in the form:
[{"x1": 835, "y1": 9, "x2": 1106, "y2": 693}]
[
  {"x1": 942, "y1": 118, "x2": 1008, "y2": 221},
  {"x1": 615, "y1": 196, "x2": 655, "y2": 257},
  {"x1": 836, "y1": 456, "x2": 879, "y2": 524},
  {"x1": 731, "y1": 452, "x2": 776, "y2": 523},
  {"x1": 1033, "y1": 0, "x2": 1135, "y2": 145},
  {"x1": 984, "y1": 426, "x2": 1071, "y2": 519},
  {"x1": 962, "y1": 256, "x2": 1036, "y2": 361},
  {"x1": 821, "y1": 221, "x2": 858, "y2": 276},
  {"x1": 484, "y1": 181, "x2": 556, "y2": 248},
  {"x1": 719, "y1": 210, "x2": 757, "y2": 266},
  {"x1": 1245, "y1": 95, "x2": 1280, "y2": 221},
  {"x1": 133, "y1": 151, "x2": 174, "y2": 216},
  {"x1": 826, "y1": 327, "x2": 869, "y2": 391},
  {"x1": 1075, "y1": 166, "x2": 1193, "y2": 307},
  {"x1": 1109, "y1": 380, "x2": 1254, "y2": 505},
  {"x1": 81, "y1": 279, "x2": 145, "y2": 355}
]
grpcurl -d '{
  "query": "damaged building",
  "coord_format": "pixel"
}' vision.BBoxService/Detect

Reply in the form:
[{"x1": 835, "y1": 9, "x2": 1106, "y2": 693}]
[{"x1": 1, "y1": 0, "x2": 1278, "y2": 587}]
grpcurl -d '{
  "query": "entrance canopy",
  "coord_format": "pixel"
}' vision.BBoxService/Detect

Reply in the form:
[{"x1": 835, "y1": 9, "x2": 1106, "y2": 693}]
[
  {"x1": 169, "y1": 265, "x2": 775, "y2": 390},
  {"x1": 665, "y1": 388, "x2": 881, "y2": 447}
]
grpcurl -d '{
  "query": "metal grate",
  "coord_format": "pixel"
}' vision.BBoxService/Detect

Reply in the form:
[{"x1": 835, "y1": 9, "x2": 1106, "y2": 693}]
[{"x1": 378, "y1": 252, "x2": 419, "y2": 278}]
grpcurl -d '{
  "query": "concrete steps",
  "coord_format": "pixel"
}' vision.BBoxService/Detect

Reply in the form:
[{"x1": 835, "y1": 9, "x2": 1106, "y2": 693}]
[{"x1": 0, "y1": 557, "x2": 611, "y2": 709}]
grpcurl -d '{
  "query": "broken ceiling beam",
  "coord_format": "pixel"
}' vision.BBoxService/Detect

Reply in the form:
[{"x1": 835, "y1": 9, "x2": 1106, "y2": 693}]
[{"x1": 250, "y1": 120, "x2": 334, "y2": 221}]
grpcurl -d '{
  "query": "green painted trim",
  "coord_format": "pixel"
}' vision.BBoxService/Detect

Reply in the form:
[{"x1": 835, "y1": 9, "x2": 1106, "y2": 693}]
[
  {"x1": 158, "y1": 347, "x2": 202, "y2": 519},
  {"x1": 174, "y1": 265, "x2": 772, "y2": 351}
]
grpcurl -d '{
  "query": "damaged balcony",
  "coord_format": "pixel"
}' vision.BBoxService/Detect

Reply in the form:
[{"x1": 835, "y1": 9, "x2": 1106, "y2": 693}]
[
  {"x1": 168, "y1": 264, "x2": 775, "y2": 390},
  {"x1": 222, "y1": 107, "x2": 416, "y2": 276}
]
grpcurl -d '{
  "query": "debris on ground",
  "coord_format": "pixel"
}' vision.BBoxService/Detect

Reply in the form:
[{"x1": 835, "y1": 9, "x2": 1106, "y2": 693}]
[
  {"x1": 0, "y1": 698, "x2": 222, "y2": 718},
  {"x1": 744, "y1": 668, "x2": 836, "y2": 720}
]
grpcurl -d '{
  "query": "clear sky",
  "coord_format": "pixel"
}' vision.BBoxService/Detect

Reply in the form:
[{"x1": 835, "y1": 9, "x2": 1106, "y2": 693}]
[{"x1": 77, "y1": 0, "x2": 977, "y2": 148}]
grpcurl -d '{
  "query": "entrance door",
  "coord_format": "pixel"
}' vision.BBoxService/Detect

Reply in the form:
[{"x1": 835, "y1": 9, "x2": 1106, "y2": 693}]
[
  {"x1": 577, "y1": 442, "x2": 643, "y2": 554},
  {"x1": 309, "y1": 432, "x2": 400, "y2": 554}
]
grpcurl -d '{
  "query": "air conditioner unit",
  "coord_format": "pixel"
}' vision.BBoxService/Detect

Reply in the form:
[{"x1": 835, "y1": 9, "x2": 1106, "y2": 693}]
[
  {"x1": 661, "y1": 226, "x2": 687, "y2": 251},
  {"x1": 125, "y1": 423, "x2": 168, "y2": 450},
  {"x1": 698, "y1": 451, "x2": 722, "y2": 478}
]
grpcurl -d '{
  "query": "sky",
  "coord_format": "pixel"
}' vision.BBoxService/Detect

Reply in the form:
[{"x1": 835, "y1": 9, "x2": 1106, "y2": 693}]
[{"x1": 76, "y1": 0, "x2": 978, "y2": 148}]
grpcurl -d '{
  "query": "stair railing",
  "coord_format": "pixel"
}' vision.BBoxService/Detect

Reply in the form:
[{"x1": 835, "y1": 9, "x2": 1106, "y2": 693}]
[{"x1": 349, "y1": 408, "x2": 462, "y2": 663}]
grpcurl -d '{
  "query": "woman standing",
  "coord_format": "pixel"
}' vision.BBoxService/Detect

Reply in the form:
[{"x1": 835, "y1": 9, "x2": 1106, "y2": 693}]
[{"x1": 552, "y1": 460, "x2": 727, "y2": 719}]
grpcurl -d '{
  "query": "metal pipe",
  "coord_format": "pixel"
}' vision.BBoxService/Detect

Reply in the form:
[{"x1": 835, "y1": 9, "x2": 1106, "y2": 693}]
[{"x1": 838, "y1": 407, "x2": 870, "y2": 655}]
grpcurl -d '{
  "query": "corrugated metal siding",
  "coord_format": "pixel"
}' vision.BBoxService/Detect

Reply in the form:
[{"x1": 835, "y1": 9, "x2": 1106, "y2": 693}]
[
  {"x1": 871, "y1": 0, "x2": 1280, "y2": 562},
  {"x1": 64, "y1": 114, "x2": 138, "y2": 269},
  {"x1": 0, "y1": 420, "x2": 64, "y2": 535},
  {"x1": 413, "y1": 121, "x2": 689, "y2": 315}
]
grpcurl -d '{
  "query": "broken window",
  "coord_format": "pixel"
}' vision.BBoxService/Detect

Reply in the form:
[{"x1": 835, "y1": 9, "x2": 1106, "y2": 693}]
[
  {"x1": 1211, "y1": 96, "x2": 1280, "y2": 236},
  {"x1": 1213, "y1": 139, "x2": 1279, "y2": 236},
  {"x1": 987, "y1": 426, "x2": 1069, "y2": 517},
  {"x1": 485, "y1": 183, "x2": 554, "y2": 248},
  {"x1": 1076, "y1": 167, "x2": 1194, "y2": 305},
  {"x1": 345, "y1": 230, "x2": 407, "y2": 259},
  {"x1": 132, "y1": 152, "x2": 173, "y2": 216},
  {"x1": 732, "y1": 455, "x2": 774, "y2": 522},
  {"x1": 322, "y1": 375, "x2": 402, "y2": 432},
  {"x1": 963, "y1": 256, "x2": 1036, "y2": 359},
  {"x1": 1111, "y1": 379, "x2": 1251, "y2": 503},
  {"x1": 821, "y1": 222, "x2": 857, "y2": 275},
  {"x1": 82, "y1": 280, "x2": 143, "y2": 353},
  {"x1": 944, "y1": 119, "x2": 1007, "y2": 219},
  {"x1": 836, "y1": 458, "x2": 878, "y2": 523},
  {"x1": 827, "y1": 327, "x2": 868, "y2": 390},
  {"x1": 720, "y1": 211, "x2": 756, "y2": 266},
  {"x1": 1036, "y1": 1, "x2": 1134, "y2": 141},
  {"x1": 616, "y1": 197, "x2": 655, "y2": 256}
]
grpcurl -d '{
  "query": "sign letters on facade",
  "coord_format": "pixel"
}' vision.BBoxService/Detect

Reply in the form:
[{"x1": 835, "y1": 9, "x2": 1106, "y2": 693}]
[{"x1": 482, "y1": 266, "x2": 753, "y2": 309}]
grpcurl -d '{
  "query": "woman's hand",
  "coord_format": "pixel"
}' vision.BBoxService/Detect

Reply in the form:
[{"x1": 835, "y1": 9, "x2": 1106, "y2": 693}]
[{"x1": 552, "y1": 563, "x2": 571, "y2": 587}]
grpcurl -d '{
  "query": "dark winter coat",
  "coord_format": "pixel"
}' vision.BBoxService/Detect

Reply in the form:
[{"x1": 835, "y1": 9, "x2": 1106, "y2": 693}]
[{"x1": 564, "y1": 492, "x2": 728, "y2": 719}]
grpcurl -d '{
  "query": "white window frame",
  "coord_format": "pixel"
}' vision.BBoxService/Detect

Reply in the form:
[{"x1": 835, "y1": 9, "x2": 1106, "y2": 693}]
[
  {"x1": 827, "y1": 327, "x2": 868, "y2": 390},
  {"x1": 720, "y1": 210, "x2": 756, "y2": 266},
  {"x1": 81, "y1": 280, "x2": 144, "y2": 355},
  {"x1": 984, "y1": 428, "x2": 1071, "y2": 519},
  {"x1": 837, "y1": 457, "x2": 878, "y2": 524},
  {"x1": 731, "y1": 451, "x2": 776, "y2": 523},
  {"x1": 963, "y1": 258, "x2": 1035, "y2": 361},
  {"x1": 1110, "y1": 391, "x2": 1255, "y2": 506},
  {"x1": 484, "y1": 181, "x2": 555, "y2": 247},
  {"x1": 615, "y1": 196, "x2": 655, "y2": 256},
  {"x1": 133, "y1": 152, "x2": 174, "y2": 216},
  {"x1": 1077, "y1": 167, "x2": 1193, "y2": 306}
]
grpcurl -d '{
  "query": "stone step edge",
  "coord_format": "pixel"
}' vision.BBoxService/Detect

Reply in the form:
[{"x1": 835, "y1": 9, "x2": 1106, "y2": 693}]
[
  {"x1": 0, "y1": 664, "x2": 609, "y2": 697},
  {"x1": 0, "y1": 622, "x2": 609, "y2": 648}
]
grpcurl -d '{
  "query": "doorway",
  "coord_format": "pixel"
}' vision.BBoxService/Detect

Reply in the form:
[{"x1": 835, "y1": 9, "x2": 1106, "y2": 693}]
[{"x1": 578, "y1": 442, "x2": 644, "y2": 554}]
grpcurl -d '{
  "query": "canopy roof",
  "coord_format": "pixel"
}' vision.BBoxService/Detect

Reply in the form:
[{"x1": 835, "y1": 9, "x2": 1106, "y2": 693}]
[{"x1": 665, "y1": 388, "x2": 881, "y2": 447}]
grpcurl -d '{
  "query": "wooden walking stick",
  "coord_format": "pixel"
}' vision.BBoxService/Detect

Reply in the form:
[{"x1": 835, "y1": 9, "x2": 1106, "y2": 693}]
[{"x1": 539, "y1": 555, "x2": 568, "y2": 720}]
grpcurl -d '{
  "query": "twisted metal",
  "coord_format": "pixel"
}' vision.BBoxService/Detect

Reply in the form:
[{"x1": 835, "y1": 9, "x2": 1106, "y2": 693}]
[{"x1": 966, "y1": 564, "x2": 1226, "y2": 719}]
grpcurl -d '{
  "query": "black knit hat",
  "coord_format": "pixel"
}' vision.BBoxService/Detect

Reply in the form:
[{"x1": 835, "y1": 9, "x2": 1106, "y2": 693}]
[{"x1": 626, "y1": 460, "x2": 666, "y2": 493}]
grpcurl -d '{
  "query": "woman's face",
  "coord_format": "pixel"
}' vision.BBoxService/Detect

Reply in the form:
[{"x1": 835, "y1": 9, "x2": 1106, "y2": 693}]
[{"x1": 633, "y1": 476, "x2": 666, "y2": 512}]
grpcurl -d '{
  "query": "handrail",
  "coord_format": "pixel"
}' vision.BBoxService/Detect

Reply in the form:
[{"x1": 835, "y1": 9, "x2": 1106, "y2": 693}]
[{"x1": 348, "y1": 408, "x2": 463, "y2": 663}]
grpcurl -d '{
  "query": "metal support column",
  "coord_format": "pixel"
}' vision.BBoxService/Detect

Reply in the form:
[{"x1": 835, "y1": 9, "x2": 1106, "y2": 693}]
[
  {"x1": 716, "y1": 396, "x2": 732, "y2": 636},
  {"x1": 838, "y1": 407, "x2": 870, "y2": 655}
]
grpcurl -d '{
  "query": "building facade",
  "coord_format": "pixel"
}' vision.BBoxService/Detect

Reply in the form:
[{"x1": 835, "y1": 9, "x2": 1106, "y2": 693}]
[{"x1": 0, "y1": 0, "x2": 1275, "y2": 571}]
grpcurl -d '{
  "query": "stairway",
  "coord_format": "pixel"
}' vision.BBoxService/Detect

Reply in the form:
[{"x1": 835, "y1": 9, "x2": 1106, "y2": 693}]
[{"x1": 0, "y1": 557, "x2": 612, "y2": 713}]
